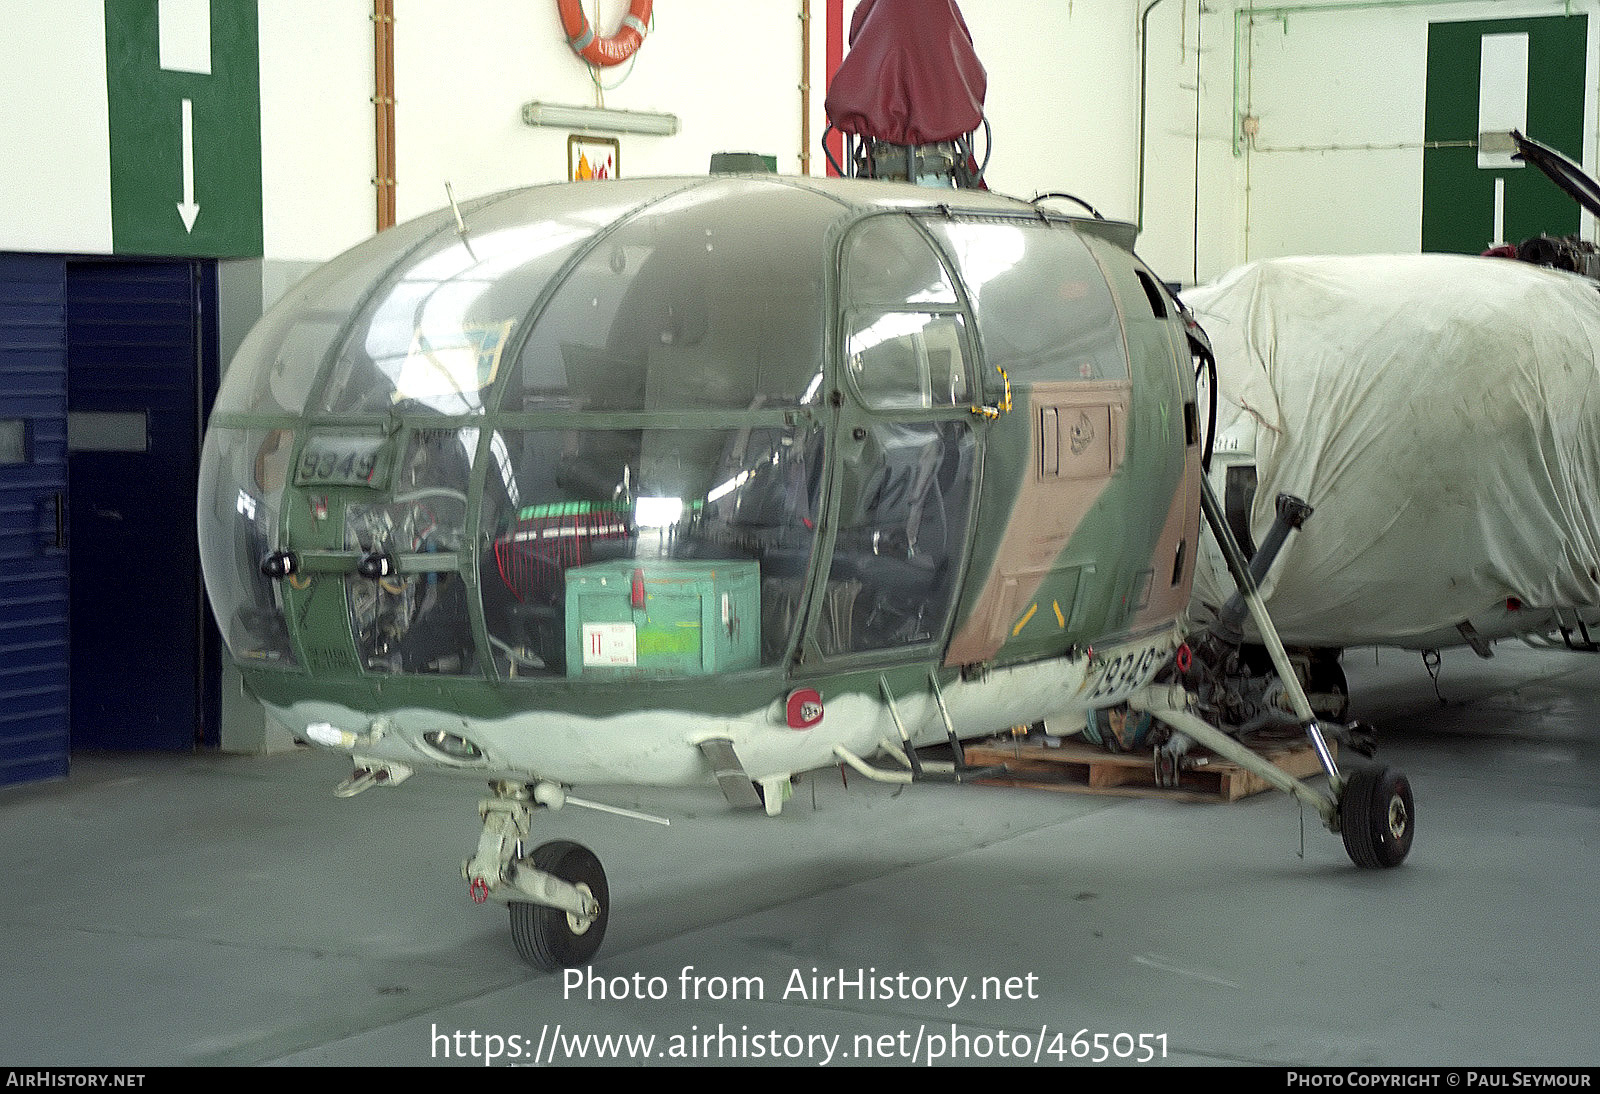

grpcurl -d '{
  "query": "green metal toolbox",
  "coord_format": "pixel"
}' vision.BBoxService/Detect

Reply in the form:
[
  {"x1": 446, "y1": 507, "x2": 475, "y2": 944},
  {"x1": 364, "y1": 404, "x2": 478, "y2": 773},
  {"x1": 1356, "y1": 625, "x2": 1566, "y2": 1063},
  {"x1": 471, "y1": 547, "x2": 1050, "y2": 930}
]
[{"x1": 564, "y1": 559, "x2": 761, "y2": 678}]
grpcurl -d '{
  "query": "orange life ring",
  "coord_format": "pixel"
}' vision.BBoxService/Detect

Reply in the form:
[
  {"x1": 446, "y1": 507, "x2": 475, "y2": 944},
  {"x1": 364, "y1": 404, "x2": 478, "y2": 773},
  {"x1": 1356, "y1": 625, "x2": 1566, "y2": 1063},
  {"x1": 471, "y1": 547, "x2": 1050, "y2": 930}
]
[{"x1": 557, "y1": 0, "x2": 652, "y2": 67}]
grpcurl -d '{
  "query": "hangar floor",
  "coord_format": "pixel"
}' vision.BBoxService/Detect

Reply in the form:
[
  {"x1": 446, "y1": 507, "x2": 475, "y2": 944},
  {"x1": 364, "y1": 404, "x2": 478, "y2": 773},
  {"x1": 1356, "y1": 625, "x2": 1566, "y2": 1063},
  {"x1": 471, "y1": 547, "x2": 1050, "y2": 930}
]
[{"x1": 2, "y1": 641, "x2": 1597, "y2": 1068}]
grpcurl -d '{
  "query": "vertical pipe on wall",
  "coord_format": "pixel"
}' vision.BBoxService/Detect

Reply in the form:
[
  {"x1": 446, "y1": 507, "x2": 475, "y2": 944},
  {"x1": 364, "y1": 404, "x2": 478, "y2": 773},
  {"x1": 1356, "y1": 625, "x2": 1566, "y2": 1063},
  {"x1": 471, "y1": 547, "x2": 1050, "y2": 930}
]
[
  {"x1": 373, "y1": 0, "x2": 397, "y2": 231},
  {"x1": 800, "y1": 1, "x2": 812, "y2": 175},
  {"x1": 1136, "y1": 0, "x2": 1171, "y2": 232},
  {"x1": 1193, "y1": 5, "x2": 1203, "y2": 284},
  {"x1": 1139, "y1": 0, "x2": 1204, "y2": 282}
]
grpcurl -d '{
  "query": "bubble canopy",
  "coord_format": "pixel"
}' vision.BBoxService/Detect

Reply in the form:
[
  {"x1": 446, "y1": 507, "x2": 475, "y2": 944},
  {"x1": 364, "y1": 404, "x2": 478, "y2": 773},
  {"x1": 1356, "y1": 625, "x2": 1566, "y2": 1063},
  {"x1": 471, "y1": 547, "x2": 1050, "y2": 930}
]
[
  {"x1": 200, "y1": 176, "x2": 1120, "y2": 687},
  {"x1": 213, "y1": 177, "x2": 848, "y2": 418}
]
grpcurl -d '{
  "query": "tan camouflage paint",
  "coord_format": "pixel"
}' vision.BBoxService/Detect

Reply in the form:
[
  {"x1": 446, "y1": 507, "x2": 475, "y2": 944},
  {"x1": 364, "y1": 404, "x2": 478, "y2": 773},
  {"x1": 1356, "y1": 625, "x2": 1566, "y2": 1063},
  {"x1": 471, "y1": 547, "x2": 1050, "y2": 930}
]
[{"x1": 945, "y1": 380, "x2": 1131, "y2": 665}]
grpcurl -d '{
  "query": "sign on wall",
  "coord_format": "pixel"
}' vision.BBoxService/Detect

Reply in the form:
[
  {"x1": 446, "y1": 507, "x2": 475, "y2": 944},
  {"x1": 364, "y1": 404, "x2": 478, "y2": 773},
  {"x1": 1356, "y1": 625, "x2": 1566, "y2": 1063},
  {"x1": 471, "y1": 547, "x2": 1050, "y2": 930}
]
[
  {"x1": 569, "y1": 136, "x2": 620, "y2": 180},
  {"x1": 104, "y1": 0, "x2": 263, "y2": 257}
]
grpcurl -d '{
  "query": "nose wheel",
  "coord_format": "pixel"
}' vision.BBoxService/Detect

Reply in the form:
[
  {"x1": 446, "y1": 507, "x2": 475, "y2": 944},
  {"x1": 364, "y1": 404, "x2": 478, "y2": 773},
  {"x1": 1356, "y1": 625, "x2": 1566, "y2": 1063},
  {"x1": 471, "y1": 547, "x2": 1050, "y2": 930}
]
[
  {"x1": 1339, "y1": 765, "x2": 1415, "y2": 868},
  {"x1": 508, "y1": 840, "x2": 609, "y2": 970}
]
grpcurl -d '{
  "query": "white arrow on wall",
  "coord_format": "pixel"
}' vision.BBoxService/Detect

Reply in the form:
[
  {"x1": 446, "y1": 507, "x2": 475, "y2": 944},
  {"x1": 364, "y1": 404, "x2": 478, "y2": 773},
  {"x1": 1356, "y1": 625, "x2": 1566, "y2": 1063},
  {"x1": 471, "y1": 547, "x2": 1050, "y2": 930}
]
[{"x1": 177, "y1": 98, "x2": 200, "y2": 233}]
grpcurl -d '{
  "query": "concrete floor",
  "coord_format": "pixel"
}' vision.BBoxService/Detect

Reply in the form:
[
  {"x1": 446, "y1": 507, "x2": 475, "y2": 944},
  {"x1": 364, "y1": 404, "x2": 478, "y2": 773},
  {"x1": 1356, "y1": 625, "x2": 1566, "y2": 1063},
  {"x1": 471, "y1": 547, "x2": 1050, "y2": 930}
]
[{"x1": 3, "y1": 642, "x2": 1597, "y2": 1068}]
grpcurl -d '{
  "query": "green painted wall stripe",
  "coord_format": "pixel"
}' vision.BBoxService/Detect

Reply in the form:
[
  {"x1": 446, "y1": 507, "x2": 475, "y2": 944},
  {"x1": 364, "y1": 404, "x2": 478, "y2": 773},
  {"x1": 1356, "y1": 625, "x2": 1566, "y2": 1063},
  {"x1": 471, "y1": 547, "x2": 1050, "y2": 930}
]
[
  {"x1": 105, "y1": 0, "x2": 263, "y2": 258},
  {"x1": 1422, "y1": 16, "x2": 1586, "y2": 254}
]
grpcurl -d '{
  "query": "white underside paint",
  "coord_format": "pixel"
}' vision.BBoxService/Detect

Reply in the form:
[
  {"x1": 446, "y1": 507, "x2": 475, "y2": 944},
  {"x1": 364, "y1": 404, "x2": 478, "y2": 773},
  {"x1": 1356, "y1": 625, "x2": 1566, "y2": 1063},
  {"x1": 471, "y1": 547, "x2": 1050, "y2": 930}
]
[{"x1": 263, "y1": 624, "x2": 1184, "y2": 792}]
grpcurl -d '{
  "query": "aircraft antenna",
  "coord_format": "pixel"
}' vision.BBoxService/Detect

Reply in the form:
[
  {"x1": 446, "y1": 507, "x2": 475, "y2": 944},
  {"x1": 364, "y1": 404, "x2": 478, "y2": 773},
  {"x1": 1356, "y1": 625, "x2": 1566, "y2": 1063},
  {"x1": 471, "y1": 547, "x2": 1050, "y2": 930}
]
[{"x1": 444, "y1": 180, "x2": 478, "y2": 261}]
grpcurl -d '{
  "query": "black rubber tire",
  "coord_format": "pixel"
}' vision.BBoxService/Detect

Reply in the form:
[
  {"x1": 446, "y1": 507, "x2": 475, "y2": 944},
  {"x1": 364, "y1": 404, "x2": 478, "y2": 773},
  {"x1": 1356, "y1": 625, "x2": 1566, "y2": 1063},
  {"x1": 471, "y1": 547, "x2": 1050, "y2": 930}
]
[
  {"x1": 1339, "y1": 765, "x2": 1414, "y2": 869},
  {"x1": 508, "y1": 840, "x2": 608, "y2": 970}
]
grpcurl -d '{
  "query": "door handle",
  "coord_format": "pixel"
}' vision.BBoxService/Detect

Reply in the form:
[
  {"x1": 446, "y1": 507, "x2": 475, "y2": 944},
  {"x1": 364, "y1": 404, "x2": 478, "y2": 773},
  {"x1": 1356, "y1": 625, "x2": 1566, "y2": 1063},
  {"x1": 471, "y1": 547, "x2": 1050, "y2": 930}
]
[{"x1": 37, "y1": 492, "x2": 66, "y2": 552}]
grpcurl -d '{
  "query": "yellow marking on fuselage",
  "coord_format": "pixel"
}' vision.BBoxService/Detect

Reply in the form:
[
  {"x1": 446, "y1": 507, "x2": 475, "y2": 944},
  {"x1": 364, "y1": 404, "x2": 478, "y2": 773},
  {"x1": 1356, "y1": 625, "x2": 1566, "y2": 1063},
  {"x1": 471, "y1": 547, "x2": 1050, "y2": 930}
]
[
  {"x1": 1053, "y1": 600, "x2": 1065, "y2": 628},
  {"x1": 1012, "y1": 603, "x2": 1038, "y2": 637}
]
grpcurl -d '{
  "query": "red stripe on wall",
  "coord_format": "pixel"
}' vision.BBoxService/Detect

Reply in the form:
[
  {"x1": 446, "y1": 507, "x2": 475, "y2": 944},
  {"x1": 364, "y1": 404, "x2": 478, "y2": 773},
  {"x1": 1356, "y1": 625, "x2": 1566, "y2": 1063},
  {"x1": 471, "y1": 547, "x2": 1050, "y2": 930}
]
[{"x1": 825, "y1": 0, "x2": 845, "y2": 175}]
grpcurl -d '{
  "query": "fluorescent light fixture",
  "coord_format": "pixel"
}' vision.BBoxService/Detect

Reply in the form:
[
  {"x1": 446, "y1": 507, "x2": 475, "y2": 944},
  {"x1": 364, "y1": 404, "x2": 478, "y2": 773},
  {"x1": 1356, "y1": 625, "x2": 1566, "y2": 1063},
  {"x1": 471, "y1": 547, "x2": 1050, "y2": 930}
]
[{"x1": 521, "y1": 101, "x2": 678, "y2": 136}]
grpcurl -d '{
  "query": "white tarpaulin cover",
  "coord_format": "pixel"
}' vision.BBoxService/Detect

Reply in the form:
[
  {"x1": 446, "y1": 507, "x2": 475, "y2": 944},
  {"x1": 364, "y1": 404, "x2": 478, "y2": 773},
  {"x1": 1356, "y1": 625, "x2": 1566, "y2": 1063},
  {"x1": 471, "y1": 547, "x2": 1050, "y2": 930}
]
[{"x1": 1183, "y1": 253, "x2": 1600, "y2": 648}]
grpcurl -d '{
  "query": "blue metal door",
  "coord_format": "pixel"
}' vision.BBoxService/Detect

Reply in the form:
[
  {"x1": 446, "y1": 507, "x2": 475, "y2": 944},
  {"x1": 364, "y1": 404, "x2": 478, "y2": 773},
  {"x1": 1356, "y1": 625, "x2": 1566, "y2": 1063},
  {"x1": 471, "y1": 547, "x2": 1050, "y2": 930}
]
[
  {"x1": 0, "y1": 255, "x2": 70, "y2": 787},
  {"x1": 67, "y1": 260, "x2": 219, "y2": 751}
]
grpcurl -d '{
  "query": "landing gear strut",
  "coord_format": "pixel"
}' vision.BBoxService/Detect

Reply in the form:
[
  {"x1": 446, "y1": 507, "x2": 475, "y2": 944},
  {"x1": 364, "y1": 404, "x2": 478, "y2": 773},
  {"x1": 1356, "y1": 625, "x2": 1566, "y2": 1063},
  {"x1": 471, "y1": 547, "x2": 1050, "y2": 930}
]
[
  {"x1": 1187, "y1": 478, "x2": 1416, "y2": 869},
  {"x1": 462, "y1": 782, "x2": 608, "y2": 971}
]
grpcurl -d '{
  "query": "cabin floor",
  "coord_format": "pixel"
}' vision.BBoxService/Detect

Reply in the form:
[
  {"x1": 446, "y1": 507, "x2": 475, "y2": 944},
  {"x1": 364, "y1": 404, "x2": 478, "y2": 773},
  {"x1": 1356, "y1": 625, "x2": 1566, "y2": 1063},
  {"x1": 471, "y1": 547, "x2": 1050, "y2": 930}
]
[{"x1": 3, "y1": 641, "x2": 1597, "y2": 1068}]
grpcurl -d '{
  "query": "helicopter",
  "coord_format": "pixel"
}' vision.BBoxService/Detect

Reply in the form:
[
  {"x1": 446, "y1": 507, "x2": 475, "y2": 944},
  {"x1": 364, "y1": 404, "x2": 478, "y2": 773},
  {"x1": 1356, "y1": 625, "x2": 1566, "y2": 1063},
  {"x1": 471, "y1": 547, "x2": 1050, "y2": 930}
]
[
  {"x1": 196, "y1": 0, "x2": 1412, "y2": 972},
  {"x1": 1180, "y1": 130, "x2": 1600, "y2": 738}
]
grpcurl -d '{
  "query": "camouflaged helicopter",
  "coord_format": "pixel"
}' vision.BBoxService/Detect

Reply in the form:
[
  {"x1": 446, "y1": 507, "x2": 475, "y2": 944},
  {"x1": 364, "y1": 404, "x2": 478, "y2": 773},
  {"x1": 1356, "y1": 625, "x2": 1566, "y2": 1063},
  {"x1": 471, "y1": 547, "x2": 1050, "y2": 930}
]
[{"x1": 197, "y1": 2, "x2": 1412, "y2": 971}]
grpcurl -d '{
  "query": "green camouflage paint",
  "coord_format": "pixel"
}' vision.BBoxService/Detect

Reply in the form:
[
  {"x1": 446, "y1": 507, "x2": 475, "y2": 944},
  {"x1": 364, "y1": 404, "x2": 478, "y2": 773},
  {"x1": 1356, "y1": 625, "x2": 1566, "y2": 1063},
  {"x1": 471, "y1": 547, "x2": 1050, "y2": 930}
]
[{"x1": 207, "y1": 179, "x2": 1199, "y2": 734}]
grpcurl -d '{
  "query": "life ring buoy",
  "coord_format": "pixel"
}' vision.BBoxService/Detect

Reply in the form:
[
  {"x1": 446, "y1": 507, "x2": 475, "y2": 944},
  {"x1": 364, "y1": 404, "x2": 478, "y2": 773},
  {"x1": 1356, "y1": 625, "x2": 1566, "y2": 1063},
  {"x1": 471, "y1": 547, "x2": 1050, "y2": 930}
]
[{"x1": 557, "y1": 0, "x2": 652, "y2": 67}]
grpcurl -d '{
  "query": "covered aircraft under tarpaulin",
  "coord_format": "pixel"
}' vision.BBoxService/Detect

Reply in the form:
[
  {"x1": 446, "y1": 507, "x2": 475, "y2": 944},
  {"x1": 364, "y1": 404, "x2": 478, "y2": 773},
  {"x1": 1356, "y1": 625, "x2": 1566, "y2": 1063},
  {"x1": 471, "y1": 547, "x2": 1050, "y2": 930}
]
[
  {"x1": 1182, "y1": 129, "x2": 1600, "y2": 720},
  {"x1": 1187, "y1": 253, "x2": 1600, "y2": 655}
]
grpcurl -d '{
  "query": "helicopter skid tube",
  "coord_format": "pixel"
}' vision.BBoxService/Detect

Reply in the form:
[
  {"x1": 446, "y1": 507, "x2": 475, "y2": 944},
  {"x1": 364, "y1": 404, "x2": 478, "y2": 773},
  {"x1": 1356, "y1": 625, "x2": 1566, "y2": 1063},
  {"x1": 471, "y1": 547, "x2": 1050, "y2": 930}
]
[{"x1": 1125, "y1": 686, "x2": 1339, "y2": 827}]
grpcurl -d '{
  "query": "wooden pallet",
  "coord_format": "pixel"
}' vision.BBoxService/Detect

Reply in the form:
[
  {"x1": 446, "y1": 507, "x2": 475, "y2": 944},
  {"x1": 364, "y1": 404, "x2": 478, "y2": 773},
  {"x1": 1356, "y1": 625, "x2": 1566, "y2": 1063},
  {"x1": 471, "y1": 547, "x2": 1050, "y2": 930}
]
[{"x1": 962, "y1": 733, "x2": 1334, "y2": 804}]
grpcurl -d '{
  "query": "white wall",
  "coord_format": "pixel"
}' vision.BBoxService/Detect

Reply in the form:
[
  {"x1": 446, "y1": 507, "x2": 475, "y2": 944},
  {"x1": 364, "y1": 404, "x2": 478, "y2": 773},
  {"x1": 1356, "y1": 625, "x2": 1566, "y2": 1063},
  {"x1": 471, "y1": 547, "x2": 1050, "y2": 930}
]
[
  {"x1": 1137, "y1": 0, "x2": 1237, "y2": 284},
  {"x1": 383, "y1": 1, "x2": 1142, "y2": 235},
  {"x1": 0, "y1": 1, "x2": 1154, "y2": 265},
  {"x1": 258, "y1": 2, "x2": 374, "y2": 263},
  {"x1": 0, "y1": 2, "x2": 114, "y2": 254},
  {"x1": 961, "y1": 1, "x2": 1143, "y2": 214},
  {"x1": 4, "y1": 0, "x2": 1598, "y2": 283},
  {"x1": 390, "y1": 2, "x2": 809, "y2": 223},
  {"x1": 1234, "y1": 4, "x2": 1436, "y2": 259},
  {"x1": 1122, "y1": 0, "x2": 1600, "y2": 284}
]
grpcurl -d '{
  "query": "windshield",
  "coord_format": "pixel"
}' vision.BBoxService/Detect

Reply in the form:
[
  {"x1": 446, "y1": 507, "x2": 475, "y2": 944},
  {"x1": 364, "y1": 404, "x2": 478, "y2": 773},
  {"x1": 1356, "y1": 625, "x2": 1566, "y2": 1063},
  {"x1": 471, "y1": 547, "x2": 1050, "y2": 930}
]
[{"x1": 200, "y1": 177, "x2": 851, "y2": 682}]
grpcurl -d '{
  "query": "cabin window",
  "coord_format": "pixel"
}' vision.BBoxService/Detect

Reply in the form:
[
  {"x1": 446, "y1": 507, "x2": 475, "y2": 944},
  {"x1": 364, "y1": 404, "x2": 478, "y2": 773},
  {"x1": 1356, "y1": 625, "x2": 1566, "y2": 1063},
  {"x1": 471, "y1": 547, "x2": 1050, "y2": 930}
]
[
  {"x1": 846, "y1": 311, "x2": 969, "y2": 410},
  {"x1": 843, "y1": 216, "x2": 957, "y2": 308},
  {"x1": 819, "y1": 420, "x2": 976, "y2": 655},
  {"x1": 502, "y1": 183, "x2": 836, "y2": 412},
  {"x1": 478, "y1": 424, "x2": 822, "y2": 678},
  {"x1": 196, "y1": 428, "x2": 298, "y2": 667},
  {"x1": 316, "y1": 188, "x2": 641, "y2": 416},
  {"x1": 213, "y1": 208, "x2": 460, "y2": 416},
  {"x1": 927, "y1": 219, "x2": 1129, "y2": 383},
  {"x1": 343, "y1": 429, "x2": 479, "y2": 675}
]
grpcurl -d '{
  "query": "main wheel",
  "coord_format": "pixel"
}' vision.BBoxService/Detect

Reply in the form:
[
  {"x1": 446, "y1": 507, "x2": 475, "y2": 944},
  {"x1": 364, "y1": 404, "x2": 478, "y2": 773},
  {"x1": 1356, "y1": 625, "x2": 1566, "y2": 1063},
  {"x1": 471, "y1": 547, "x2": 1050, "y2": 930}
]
[
  {"x1": 1339, "y1": 765, "x2": 1414, "y2": 868},
  {"x1": 509, "y1": 840, "x2": 609, "y2": 970}
]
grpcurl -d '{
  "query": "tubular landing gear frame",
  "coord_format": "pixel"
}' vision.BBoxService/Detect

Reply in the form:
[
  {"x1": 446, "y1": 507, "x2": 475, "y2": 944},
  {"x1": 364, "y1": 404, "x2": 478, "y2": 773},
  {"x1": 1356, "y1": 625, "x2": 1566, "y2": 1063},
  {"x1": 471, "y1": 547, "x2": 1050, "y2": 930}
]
[
  {"x1": 452, "y1": 479, "x2": 1414, "y2": 973},
  {"x1": 835, "y1": 480, "x2": 1416, "y2": 872},
  {"x1": 1169, "y1": 479, "x2": 1415, "y2": 869}
]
